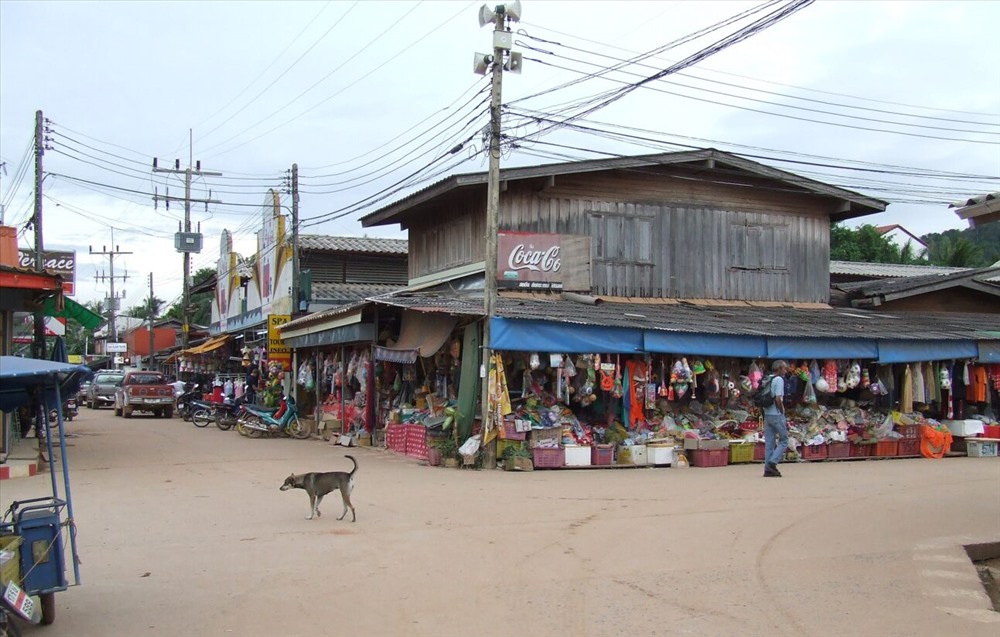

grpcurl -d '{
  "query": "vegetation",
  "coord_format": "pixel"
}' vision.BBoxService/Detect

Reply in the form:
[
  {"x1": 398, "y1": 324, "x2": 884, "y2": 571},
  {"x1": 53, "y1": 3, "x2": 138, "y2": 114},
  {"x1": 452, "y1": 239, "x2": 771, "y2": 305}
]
[
  {"x1": 832, "y1": 223, "x2": 998, "y2": 268},
  {"x1": 163, "y1": 267, "x2": 215, "y2": 326}
]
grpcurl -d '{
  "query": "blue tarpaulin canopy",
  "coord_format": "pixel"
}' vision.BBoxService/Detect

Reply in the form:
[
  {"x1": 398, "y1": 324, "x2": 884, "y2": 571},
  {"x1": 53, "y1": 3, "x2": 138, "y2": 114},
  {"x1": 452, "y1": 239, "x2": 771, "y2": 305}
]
[
  {"x1": 767, "y1": 337, "x2": 879, "y2": 359},
  {"x1": 877, "y1": 340, "x2": 979, "y2": 363},
  {"x1": 644, "y1": 331, "x2": 767, "y2": 357},
  {"x1": 491, "y1": 317, "x2": 643, "y2": 353},
  {"x1": 0, "y1": 356, "x2": 92, "y2": 412}
]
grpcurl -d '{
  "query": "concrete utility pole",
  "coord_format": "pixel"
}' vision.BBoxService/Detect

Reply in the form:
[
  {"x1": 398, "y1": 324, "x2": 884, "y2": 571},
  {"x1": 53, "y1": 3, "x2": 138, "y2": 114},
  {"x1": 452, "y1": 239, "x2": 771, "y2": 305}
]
[
  {"x1": 475, "y1": 2, "x2": 522, "y2": 462},
  {"x1": 32, "y1": 109, "x2": 46, "y2": 360},
  {"x1": 90, "y1": 236, "x2": 132, "y2": 346},
  {"x1": 147, "y1": 272, "x2": 156, "y2": 370},
  {"x1": 152, "y1": 133, "x2": 221, "y2": 349},
  {"x1": 291, "y1": 163, "x2": 300, "y2": 315}
]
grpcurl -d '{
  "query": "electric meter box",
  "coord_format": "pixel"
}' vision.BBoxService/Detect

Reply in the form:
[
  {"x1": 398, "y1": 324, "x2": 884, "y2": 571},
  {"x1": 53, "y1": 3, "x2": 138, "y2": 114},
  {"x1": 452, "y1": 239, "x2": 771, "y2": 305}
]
[{"x1": 174, "y1": 232, "x2": 203, "y2": 254}]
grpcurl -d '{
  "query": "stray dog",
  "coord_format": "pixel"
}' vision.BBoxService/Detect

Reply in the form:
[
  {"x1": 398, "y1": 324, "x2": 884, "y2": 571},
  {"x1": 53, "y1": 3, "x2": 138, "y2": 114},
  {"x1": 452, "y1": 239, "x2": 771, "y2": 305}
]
[{"x1": 280, "y1": 455, "x2": 357, "y2": 521}]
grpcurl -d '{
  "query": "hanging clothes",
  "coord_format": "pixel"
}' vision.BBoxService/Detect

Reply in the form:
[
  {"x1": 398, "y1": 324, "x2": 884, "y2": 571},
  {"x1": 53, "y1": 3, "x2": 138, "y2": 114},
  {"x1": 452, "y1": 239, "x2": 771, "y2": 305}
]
[
  {"x1": 900, "y1": 365, "x2": 914, "y2": 413},
  {"x1": 911, "y1": 363, "x2": 925, "y2": 404},
  {"x1": 966, "y1": 364, "x2": 988, "y2": 403},
  {"x1": 926, "y1": 362, "x2": 939, "y2": 405},
  {"x1": 624, "y1": 359, "x2": 647, "y2": 430}
]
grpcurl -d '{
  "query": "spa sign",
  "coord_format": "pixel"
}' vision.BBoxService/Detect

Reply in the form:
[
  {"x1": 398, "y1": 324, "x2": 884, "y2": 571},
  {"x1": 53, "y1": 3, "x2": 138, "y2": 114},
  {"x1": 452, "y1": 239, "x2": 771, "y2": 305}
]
[
  {"x1": 497, "y1": 232, "x2": 563, "y2": 290},
  {"x1": 267, "y1": 314, "x2": 291, "y2": 370}
]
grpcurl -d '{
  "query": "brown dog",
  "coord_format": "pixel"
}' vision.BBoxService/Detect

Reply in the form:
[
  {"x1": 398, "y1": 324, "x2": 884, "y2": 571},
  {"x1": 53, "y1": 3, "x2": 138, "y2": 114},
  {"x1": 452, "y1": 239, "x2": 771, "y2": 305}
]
[{"x1": 280, "y1": 455, "x2": 357, "y2": 521}]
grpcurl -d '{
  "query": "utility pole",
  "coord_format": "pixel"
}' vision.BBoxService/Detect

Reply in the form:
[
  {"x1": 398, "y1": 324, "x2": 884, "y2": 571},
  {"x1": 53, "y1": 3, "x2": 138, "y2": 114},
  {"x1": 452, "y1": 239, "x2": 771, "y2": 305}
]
[
  {"x1": 32, "y1": 109, "x2": 46, "y2": 359},
  {"x1": 291, "y1": 163, "x2": 300, "y2": 315},
  {"x1": 90, "y1": 238, "x2": 132, "y2": 347},
  {"x1": 475, "y1": 2, "x2": 522, "y2": 464},
  {"x1": 152, "y1": 132, "x2": 221, "y2": 349},
  {"x1": 147, "y1": 273, "x2": 156, "y2": 370}
]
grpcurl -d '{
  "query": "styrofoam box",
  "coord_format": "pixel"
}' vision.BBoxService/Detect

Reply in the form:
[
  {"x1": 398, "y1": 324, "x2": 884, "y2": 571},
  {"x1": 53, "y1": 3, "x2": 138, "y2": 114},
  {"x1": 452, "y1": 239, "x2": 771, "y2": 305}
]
[
  {"x1": 564, "y1": 445, "x2": 592, "y2": 466},
  {"x1": 944, "y1": 419, "x2": 985, "y2": 437},
  {"x1": 629, "y1": 444, "x2": 648, "y2": 465},
  {"x1": 648, "y1": 445, "x2": 675, "y2": 466}
]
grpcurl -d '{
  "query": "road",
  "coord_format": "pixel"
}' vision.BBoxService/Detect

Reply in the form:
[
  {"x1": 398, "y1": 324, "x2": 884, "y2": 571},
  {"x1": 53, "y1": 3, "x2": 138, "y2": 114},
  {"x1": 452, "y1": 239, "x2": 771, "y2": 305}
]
[{"x1": 3, "y1": 407, "x2": 999, "y2": 637}]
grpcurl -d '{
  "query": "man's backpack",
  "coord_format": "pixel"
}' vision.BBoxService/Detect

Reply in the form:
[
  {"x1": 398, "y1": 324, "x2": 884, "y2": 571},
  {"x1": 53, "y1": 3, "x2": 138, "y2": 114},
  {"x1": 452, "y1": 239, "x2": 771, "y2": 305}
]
[{"x1": 752, "y1": 374, "x2": 775, "y2": 408}]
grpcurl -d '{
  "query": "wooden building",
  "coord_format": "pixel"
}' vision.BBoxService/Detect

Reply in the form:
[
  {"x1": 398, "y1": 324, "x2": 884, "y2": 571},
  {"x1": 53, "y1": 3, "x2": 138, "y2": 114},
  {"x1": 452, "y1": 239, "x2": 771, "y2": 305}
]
[{"x1": 362, "y1": 149, "x2": 887, "y2": 304}]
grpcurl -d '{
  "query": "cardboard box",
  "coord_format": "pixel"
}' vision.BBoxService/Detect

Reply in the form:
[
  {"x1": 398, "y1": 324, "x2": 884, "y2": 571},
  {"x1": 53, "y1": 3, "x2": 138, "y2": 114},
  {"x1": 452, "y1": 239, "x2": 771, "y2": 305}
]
[
  {"x1": 647, "y1": 445, "x2": 674, "y2": 466},
  {"x1": 504, "y1": 456, "x2": 534, "y2": 471},
  {"x1": 683, "y1": 438, "x2": 731, "y2": 450}
]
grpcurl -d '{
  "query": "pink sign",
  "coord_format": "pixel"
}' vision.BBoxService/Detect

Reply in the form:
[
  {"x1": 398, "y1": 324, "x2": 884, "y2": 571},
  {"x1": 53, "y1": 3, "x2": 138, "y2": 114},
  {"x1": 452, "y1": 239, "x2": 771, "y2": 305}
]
[{"x1": 497, "y1": 232, "x2": 562, "y2": 290}]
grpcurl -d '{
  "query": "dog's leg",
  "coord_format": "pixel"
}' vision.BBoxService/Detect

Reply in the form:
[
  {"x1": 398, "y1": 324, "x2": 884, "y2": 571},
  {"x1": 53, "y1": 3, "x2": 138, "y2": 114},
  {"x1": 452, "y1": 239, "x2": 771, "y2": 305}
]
[
  {"x1": 338, "y1": 489, "x2": 356, "y2": 522},
  {"x1": 306, "y1": 492, "x2": 316, "y2": 520},
  {"x1": 314, "y1": 494, "x2": 324, "y2": 518}
]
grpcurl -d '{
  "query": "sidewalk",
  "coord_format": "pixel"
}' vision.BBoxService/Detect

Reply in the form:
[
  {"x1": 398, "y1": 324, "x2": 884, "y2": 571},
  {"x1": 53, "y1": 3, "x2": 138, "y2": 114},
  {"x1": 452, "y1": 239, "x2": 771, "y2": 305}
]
[{"x1": 0, "y1": 434, "x2": 40, "y2": 480}]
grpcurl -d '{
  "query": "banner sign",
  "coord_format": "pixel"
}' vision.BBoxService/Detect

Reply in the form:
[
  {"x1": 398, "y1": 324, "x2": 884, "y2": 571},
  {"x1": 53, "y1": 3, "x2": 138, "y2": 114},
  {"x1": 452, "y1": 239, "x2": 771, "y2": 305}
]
[
  {"x1": 106, "y1": 342, "x2": 128, "y2": 353},
  {"x1": 497, "y1": 232, "x2": 563, "y2": 290},
  {"x1": 267, "y1": 314, "x2": 291, "y2": 369},
  {"x1": 18, "y1": 249, "x2": 77, "y2": 295}
]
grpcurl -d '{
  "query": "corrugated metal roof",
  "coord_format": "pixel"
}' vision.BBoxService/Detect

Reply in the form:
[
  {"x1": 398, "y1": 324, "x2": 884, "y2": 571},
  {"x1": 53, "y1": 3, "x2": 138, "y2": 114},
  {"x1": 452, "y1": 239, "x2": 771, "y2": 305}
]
[
  {"x1": 280, "y1": 300, "x2": 371, "y2": 331},
  {"x1": 299, "y1": 235, "x2": 407, "y2": 254},
  {"x1": 312, "y1": 282, "x2": 406, "y2": 303},
  {"x1": 836, "y1": 266, "x2": 1000, "y2": 297},
  {"x1": 360, "y1": 148, "x2": 888, "y2": 228},
  {"x1": 829, "y1": 261, "x2": 968, "y2": 278}
]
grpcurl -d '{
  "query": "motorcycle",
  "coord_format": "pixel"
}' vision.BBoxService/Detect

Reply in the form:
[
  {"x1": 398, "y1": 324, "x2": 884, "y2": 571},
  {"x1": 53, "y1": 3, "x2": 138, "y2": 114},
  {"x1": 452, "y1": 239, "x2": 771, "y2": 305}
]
[
  {"x1": 1, "y1": 581, "x2": 41, "y2": 637},
  {"x1": 176, "y1": 384, "x2": 203, "y2": 421},
  {"x1": 237, "y1": 395, "x2": 308, "y2": 439},
  {"x1": 189, "y1": 396, "x2": 243, "y2": 432},
  {"x1": 49, "y1": 397, "x2": 77, "y2": 424}
]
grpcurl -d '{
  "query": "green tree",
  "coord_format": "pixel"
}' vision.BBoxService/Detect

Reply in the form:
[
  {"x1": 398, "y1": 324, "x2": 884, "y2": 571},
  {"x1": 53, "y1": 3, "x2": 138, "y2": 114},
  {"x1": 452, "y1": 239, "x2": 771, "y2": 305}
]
[
  {"x1": 64, "y1": 300, "x2": 105, "y2": 355},
  {"x1": 922, "y1": 225, "x2": 996, "y2": 267},
  {"x1": 926, "y1": 234, "x2": 985, "y2": 267},
  {"x1": 125, "y1": 296, "x2": 166, "y2": 320},
  {"x1": 165, "y1": 267, "x2": 216, "y2": 327},
  {"x1": 830, "y1": 224, "x2": 925, "y2": 264}
]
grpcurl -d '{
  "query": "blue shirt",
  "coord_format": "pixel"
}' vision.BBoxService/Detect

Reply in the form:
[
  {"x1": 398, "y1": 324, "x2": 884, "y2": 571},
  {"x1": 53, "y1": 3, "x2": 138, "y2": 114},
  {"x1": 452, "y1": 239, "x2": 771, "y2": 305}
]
[{"x1": 763, "y1": 375, "x2": 784, "y2": 416}]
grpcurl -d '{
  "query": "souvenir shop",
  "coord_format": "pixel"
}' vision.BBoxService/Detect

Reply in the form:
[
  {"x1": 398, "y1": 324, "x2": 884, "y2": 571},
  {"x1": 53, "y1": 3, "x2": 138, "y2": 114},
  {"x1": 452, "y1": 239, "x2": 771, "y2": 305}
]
[{"x1": 476, "y1": 318, "x2": 1000, "y2": 470}]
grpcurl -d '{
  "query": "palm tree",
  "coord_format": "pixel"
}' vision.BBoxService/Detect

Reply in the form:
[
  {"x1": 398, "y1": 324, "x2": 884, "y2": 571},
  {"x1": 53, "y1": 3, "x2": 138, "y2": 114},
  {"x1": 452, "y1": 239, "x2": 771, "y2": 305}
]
[{"x1": 929, "y1": 236, "x2": 985, "y2": 267}]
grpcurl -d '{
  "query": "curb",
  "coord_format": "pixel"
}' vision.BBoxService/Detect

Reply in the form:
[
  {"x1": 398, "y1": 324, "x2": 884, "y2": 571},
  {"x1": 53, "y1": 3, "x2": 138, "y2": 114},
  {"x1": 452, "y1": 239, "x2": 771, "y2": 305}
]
[{"x1": 0, "y1": 461, "x2": 39, "y2": 480}]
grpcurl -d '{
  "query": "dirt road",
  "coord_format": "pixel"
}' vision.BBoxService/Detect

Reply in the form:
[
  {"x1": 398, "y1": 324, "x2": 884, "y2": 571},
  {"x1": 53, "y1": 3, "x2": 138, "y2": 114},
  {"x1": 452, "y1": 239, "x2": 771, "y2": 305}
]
[{"x1": 4, "y1": 408, "x2": 998, "y2": 637}]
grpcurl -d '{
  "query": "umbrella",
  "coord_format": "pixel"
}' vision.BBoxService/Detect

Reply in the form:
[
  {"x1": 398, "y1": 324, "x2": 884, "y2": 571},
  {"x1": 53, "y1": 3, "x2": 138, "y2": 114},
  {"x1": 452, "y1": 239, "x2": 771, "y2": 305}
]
[{"x1": 50, "y1": 335, "x2": 69, "y2": 363}]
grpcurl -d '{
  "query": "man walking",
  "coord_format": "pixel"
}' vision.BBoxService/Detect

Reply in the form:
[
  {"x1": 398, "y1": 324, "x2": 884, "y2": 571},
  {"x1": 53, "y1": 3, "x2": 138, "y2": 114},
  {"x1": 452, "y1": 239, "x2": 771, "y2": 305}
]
[{"x1": 763, "y1": 360, "x2": 789, "y2": 478}]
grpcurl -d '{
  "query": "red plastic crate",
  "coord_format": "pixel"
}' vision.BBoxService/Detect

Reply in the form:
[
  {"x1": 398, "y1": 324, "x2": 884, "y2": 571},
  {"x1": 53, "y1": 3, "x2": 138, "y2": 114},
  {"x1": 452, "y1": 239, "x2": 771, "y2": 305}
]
[
  {"x1": 898, "y1": 439, "x2": 920, "y2": 456},
  {"x1": 532, "y1": 447, "x2": 565, "y2": 469},
  {"x1": 875, "y1": 440, "x2": 899, "y2": 457},
  {"x1": 690, "y1": 448, "x2": 729, "y2": 468},
  {"x1": 897, "y1": 424, "x2": 920, "y2": 440},
  {"x1": 591, "y1": 444, "x2": 613, "y2": 466},
  {"x1": 753, "y1": 443, "x2": 765, "y2": 462},
  {"x1": 827, "y1": 442, "x2": 850, "y2": 459},
  {"x1": 984, "y1": 424, "x2": 1000, "y2": 439},
  {"x1": 850, "y1": 443, "x2": 875, "y2": 458},
  {"x1": 801, "y1": 444, "x2": 828, "y2": 461}
]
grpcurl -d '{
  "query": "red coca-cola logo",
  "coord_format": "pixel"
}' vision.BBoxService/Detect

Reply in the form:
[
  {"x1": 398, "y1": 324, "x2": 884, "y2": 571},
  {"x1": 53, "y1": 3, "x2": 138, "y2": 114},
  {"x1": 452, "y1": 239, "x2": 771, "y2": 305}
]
[{"x1": 506, "y1": 244, "x2": 561, "y2": 273}]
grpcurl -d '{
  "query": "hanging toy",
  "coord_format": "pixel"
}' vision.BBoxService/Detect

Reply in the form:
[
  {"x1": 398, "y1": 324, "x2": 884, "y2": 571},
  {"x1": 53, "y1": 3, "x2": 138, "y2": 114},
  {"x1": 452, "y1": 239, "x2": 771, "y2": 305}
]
[
  {"x1": 846, "y1": 361, "x2": 862, "y2": 389},
  {"x1": 861, "y1": 368, "x2": 870, "y2": 388},
  {"x1": 613, "y1": 355, "x2": 624, "y2": 399},
  {"x1": 748, "y1": 361, "x2": 763, "y2": 390},
  {"x1": 667, "y1": 385, "x2": 676, "y2": 401},
  {"x1": 823, "y1": 360, "x2": 839, "y2": 388},
  {"x1": 939, "y1": 366, "x2": 951, "y2": 391},
  {"x1": 659, "y1": 359, "x2": 670, "y2": 397},
  {"x1": 529, "y1": 353, "x2": 541, "y2": 370}
]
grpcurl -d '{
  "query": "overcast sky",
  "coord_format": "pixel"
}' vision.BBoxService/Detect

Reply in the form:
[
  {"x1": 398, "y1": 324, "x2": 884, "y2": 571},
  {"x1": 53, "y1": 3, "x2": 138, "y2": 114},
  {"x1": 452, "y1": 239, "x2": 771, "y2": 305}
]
[{"x1": 1, "y1": 0, "x2": 998, "y2": 311}]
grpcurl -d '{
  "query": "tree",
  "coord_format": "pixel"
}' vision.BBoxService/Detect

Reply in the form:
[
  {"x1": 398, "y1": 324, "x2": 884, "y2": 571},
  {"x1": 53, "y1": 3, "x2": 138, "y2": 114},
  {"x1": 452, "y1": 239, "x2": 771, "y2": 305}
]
[
  {"x1": 165, "y1": 267, "x2": 216, "y2": 327},
  {"x1": 125, "y1": 296, "x2": 166, "y2": 320},
  {"x1": 64, "y1": 300, "x2": 104, "y2": 356},
  {"x1": 830, "y1": 224, "x2": 925, "y2": 264},
  {"x1": 926, "y1": 234, "x2": 985, "y2": 267}
]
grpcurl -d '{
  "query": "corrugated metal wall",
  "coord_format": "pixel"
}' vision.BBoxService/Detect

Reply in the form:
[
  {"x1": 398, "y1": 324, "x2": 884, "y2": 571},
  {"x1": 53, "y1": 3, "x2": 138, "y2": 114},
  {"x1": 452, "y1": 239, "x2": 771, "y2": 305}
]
[{"x1": 301, "y1": 252, "x2": 408, "y2": 285}]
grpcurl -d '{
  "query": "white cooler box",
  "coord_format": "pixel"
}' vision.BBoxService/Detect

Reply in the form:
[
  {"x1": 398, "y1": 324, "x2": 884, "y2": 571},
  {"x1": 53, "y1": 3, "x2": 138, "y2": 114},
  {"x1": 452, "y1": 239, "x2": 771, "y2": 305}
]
[
  {"x1": 564, "y1": 445, "x2": 592, "y2": 467},
  {"x1": 648, "y1": 445, "x2": 675, "y2": 466},
  {"x1": 944, "y1": 419, "x2": 985, "y2": 437}
]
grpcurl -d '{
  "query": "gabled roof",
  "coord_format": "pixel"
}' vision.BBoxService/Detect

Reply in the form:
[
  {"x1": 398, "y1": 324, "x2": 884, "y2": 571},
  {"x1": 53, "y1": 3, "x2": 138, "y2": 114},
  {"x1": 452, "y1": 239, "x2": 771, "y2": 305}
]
[
  {"x1": 360, "y1": 148, "x2": 887, "y2": 227},
  {"x1": 829, "y1": 260, "x2": 969, "y2": 279},
  {"x1": 836, "y1": 266, "x2": 1000, "y2": 308},
  {"x1": 299, "y1": 235, "x2": 407, "y2": 255},
  {"x1": 950, "y1": 192, "x2": 1000, "y2": 228}
]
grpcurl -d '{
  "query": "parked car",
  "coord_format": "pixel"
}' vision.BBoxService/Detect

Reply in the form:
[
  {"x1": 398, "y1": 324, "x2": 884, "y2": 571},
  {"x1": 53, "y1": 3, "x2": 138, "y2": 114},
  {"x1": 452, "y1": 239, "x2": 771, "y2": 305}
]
[
  {"x1": 78, "y1": 380, "x2": 91, "y2": 400},
  {"x1": 114, "y1": 370, "x2": 175, "y2": 418},
  {"x1": 86, "y1": 371, "x2": 125, "y2": 409}
]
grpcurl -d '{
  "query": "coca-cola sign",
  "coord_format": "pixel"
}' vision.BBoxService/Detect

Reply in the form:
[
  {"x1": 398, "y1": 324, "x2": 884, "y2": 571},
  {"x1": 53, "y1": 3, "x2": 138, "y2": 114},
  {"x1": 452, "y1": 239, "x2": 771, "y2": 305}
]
[
  {"x1": 18, "y1": 249, "x2": 77, "y2": 295},
  {"x1": 497, "y1": 232, "x2": 563, "y2": 290}
]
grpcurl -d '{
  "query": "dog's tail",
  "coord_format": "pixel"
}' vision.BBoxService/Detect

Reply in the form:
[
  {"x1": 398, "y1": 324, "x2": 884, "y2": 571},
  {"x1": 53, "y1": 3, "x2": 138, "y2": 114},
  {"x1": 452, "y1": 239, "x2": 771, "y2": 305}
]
[{"x1": 345, "y1": 454, "x2": 358, "y2": 477}]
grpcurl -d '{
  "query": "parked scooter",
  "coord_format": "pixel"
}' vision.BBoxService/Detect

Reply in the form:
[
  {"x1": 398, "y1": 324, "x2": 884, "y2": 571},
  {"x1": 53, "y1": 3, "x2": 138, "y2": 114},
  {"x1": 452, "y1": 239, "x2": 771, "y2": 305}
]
[
  {"x1": 189, "y1": 395, "x2": 245, "y2": 431},
  {"x1": 176, "y1": 383, "x2": 203, "y2": 421},
  {"x1": 237, "y1": 395, "x2": 308, "y2": 439},
  {"x1": 50, "y1": 397, "x2": 78, "y2": 424}
]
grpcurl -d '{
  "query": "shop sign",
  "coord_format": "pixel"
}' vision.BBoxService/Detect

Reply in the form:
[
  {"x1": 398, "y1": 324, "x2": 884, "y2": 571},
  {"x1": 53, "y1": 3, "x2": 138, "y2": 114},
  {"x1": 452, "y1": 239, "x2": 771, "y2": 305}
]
[
  {"x1": 18, "y1": 249, "x2": 77, "y2": 295},
  {"x1": 497, "y1": 232, "x2": 563, "y2": 290},
  {"x1": 267, "y1": 314, "x2": 291, "y2": 369},
  {"x1": 106, "y1": 342, "x2": 128, "y2": 353}
]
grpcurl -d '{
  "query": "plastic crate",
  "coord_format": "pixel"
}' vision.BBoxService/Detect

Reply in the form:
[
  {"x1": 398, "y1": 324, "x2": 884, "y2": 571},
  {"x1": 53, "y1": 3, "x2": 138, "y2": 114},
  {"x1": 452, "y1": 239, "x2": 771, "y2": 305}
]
[
  {"x1": 591, "y1": 444, "x2": 613, "y2": 466},
  {"x1": 0, "y1": 535, "x2": 22, "y2": 587},
  {"x1": 753, "y1": 443, "x2": 766, "y2": 462},
  {"x1": 801, "y1": 444, "x2": 828, "y2": 461},
  {"x1": 690, "y1": 448, "x2": 729, "y2": 468},
  {"x1": 897, "y1": 439, "x2": 920, "y2": 456},
  {"x1": 984, "y1": 425, "x2": 1000, "y2": 439},
  {"x1": 499, "y1": 420, "x2": 526, "y2": 441},
  {"x1": 729, "y1": 443, "x2": 755, "y2": 464},
  {"x1": 967, "y1": 439, "x2": 999, "y2": 458},
  {"x1": 532, "y1": 447, "x2": 565, "y2": 469},
  {"x1": 497, "y1": 439, "x2": 525, "y2": 460},
  {"x1": 827, "y1": 442, "x2": 850, "y2": 459},
  {"x1": 897, "y1": 424, "x2": 920, "y2": 440},
  {"x1": 850, "y1": 443, "x2": 875, "y2": 458},
  {"x1": 875, "y1": 440, "x2": 899, "y2": 457}
]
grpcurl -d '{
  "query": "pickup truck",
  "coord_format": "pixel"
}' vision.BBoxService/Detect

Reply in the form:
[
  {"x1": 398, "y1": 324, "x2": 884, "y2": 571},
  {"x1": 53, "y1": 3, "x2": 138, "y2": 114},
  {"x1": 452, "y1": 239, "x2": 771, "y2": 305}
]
[{"x1": 114, "y1": 371, "x2": 175, "y2": 418}]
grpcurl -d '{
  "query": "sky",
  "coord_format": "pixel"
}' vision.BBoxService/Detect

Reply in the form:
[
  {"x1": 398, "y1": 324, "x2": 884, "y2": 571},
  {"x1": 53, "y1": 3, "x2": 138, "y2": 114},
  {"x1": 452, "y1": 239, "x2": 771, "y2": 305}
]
[{"x1": 1, "y1": 0, "x2": 998, "y2": 313}]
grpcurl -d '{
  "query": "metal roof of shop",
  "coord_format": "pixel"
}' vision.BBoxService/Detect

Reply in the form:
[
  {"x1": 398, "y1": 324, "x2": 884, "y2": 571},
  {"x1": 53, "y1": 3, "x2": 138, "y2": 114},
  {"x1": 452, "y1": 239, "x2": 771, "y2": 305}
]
[
  {"x1": 835, "y1": 266, "x2": 1000, "y2": 306},
  {"x1": 829, "y1": 260, "x2": 968, "y2": 279},
  {"x1": 312, "y1": 282, "x2": 407, "y2": 304},
  {"x1": 298, "y1": 235, "x2": 407, "y2": 254}
]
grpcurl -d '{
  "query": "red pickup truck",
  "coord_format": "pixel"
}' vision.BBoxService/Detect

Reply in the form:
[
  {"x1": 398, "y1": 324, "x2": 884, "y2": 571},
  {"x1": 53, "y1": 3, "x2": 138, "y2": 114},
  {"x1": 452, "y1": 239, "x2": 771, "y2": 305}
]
[{"x1": 114, "y1": 371, "x2": 175, "y2": 418}]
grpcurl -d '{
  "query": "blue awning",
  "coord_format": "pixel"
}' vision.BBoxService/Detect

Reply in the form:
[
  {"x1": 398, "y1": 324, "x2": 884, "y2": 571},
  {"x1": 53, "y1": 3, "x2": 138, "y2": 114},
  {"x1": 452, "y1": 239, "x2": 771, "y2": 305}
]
[
  {"x1": 643, "y1": 331, "x2": 766, "y2": 357},
  {"x1": 877, "y1": 339, "x2": 978, "y2": 363},
  {"x1": 767, "y1": 337, "x2": 878, "y2": 359},
  {"x1": 491, "y1": 317, "x2": 643, "y2": 353},
  {"x1": 979, "y1": 341, "x2": 1000, "y2": 363}
]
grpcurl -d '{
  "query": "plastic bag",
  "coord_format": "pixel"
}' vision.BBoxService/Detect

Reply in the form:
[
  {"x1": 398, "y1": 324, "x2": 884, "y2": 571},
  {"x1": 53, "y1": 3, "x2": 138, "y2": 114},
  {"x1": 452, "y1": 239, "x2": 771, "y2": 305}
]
[
  {"x1": 801, "y1": 378, "x2": 816, "y2": 404},
  {"x1": 459, "y1": 436, "x2": 481, "y2": 457}
]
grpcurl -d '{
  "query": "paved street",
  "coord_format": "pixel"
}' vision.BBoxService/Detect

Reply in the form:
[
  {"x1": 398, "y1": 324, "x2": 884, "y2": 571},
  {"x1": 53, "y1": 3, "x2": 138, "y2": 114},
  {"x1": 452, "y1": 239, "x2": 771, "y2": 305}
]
[{"x1": 3, "y1": 406, "x2": 998, "y2": 637}]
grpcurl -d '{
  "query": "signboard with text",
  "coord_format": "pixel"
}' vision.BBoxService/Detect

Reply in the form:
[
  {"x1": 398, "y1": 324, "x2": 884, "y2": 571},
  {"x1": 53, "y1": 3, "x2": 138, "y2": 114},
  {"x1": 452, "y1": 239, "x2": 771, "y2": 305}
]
[
  {"x1": 497, "y1": 232, "x2": 563, "y2": 290},
  {"x1": 18, "y1": 249, "x2": 77, "y2": 295},
  {"x1": 267, "y1": 314, "x2": 291, "y2": 370}
]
